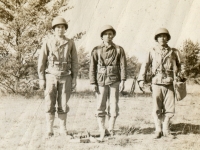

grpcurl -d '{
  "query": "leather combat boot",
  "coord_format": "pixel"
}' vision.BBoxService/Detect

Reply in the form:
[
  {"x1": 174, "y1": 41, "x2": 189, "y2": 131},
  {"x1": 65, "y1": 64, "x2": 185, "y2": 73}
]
[
  {"x1": 153, "y1": 117, "x2": 162, "y2": 139},
  {"x1": 163, "y1": 116, "x2": 174, "y2": 138},
  {"x1": 97, "y1": 116, "x2": 106, "y2": 141},
  {"x1": 108, "y1": 116, "x2": 116, "y2": 136},
  {"x1": 58, "y1": 113, "x2": 67, "y2": 135},
  {"x1": 46, "y1": 114, "x2": 55, "y2": 138}
]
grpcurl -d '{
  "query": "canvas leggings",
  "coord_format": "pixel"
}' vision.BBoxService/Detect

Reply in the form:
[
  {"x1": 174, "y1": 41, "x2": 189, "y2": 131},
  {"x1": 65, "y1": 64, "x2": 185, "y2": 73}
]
[
  {"x1": 45, "y1": 74, "x2": 72, "y2": 115},
  {"x1": 96, "y1": 82, "x2": 120, "y2": 117},
  {"x1": 152, "y1": 84, "x2": 175, "y2": 119}
]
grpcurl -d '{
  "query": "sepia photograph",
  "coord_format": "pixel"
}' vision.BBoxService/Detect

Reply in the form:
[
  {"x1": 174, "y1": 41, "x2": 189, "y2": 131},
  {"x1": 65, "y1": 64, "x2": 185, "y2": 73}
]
[{"x1": 0, "y1": 0, "x2": 199, "y2": 149}]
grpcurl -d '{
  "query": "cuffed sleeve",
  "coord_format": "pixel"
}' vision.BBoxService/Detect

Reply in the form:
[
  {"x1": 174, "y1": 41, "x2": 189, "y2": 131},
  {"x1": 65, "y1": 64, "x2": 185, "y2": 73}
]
[
  {"x1": 89, "y1": 48, "x2": 98, "y2": 84},
  {"x1": 137, "y1": 51, "x2": 152, "y2": 82},
  {"x1": 119, "y1": 47, "x2": 127, "y2": 81},
  {"x1": 173, "y1": 49, "x2": 182, "y2": 73},
  {"x1": 71, "y1": 40, "x2": 78, "y2": 79},
  {"x1": 38, "y1": 41, "x2": 48, "y2": 80}
]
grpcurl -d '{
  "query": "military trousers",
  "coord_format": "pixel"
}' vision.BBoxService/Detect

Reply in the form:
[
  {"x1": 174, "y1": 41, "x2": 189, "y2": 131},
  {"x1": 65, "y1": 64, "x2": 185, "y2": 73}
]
[
  {"x1": 152, "y1": 84, "x2": 175, "y2": 119},
  {"x1": 96, "y1": 81, "x2": 120, "y2": 117},
  {"x1": 45, "y1": 74, "x2": 72, "y2": 115}
]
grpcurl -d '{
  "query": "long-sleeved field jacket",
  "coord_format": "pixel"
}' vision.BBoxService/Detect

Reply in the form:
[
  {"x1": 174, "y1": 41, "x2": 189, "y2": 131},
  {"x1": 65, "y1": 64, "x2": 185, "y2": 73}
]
[
  {"x1": 38, "y1": 35, "x2": 78, "y2": 80},
  {"x1": 138, "y1": 44, "x2": 182, "y2": 85},
  {"x1": 89, "y1": 42, "x2": 127, "y2": 86}
]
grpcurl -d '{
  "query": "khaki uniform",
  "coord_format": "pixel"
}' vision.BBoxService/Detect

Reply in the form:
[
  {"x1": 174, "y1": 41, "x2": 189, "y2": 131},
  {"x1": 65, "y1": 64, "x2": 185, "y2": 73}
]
[
  {"x1": 38, "y1": 35, "x2": 78, "y2": 115},
  {"x1": 138, "y1": 44, "x2": 181, "y2": 117},
  {"x1": 138, "y1": 44, "x2": 182, "y2": 136},
  {"x1": 89, "y1": 42, "x2": 127, "y2": 117}
]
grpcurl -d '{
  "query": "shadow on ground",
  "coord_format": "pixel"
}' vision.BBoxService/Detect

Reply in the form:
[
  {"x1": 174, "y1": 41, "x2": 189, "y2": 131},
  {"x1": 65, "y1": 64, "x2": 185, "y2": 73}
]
[
  {"x1": 119, "y1": 123, "x2": 200, "y2": 135},
  {"x1": 170, "y1": 123, "x2": 200, "y2": 134}
]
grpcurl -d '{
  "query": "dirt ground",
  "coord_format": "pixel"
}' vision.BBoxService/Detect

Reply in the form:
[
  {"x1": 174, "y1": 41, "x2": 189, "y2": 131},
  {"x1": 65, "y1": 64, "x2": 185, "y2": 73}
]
[{"x1": 0, "y1": 85, "x2": 200, "y2": 150}]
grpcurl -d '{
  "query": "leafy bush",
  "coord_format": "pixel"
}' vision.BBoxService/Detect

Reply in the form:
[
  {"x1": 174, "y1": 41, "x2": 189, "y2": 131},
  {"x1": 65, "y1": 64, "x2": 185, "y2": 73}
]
[
  {"x1": 180, "y1": 39, "x2": 200, "y2": 78},
  {"x1": 0, "y1": 0, "x2": 85, "y2": 94}
]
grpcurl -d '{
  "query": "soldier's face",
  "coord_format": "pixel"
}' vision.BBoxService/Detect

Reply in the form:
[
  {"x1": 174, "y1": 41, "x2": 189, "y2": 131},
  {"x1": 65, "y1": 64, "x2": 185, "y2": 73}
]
[
  {"x1": 102, "y1": 30, "x2": 114, "y2": 42},
  {"x1": 54, "y1": 25, "x2": 66, "y2": 36},
  {"x1": 157, "y1": 34, "x2": 168, "y2": 46}
]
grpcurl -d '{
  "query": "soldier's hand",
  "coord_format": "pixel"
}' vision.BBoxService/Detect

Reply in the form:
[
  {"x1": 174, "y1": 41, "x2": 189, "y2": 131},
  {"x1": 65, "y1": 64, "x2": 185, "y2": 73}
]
[
  {"x1": 119, "y1": 80, "x2": 125, "y2": 92},
  {"x1": 138, "y1": 81, "x2": 144, "y2": 88},
  {"x1": 72, "y1": 78, "x2": 77, "y2": 91},
  {"x1": 39, "y1": 79, "x2": 46, "y2": 90},
  {"x1": 92, "y1": 84, "x2": 99, "y2": 93}
]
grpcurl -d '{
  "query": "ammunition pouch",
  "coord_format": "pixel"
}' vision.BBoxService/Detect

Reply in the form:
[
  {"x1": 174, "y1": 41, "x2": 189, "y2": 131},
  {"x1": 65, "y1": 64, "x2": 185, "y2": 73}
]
[
  {"x1": 97, "y1": 65, "x2": 119, "y2": 75},
  {"x1": 107, "y1": 66, "x2": 119, "y2": 75},
  {"x1": 97, "y1": 65, "x2": 120, "y2": 85},
  {"x1": 152, "y1": 69, "x2": 174, "y2": 85},
  {"x1": 98, "y1": 66, "x2": 107, "y2": 74},
  {"x1": 47, "y1": 61, "x2": 71, "y2": 76}
]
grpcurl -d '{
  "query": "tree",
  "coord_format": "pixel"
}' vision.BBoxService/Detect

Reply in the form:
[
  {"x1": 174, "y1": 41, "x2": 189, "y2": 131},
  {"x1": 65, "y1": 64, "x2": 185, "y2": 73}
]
[
  {"x1": 126, "y1": 54, "x2": 141, "y2": 78},
  {"x1": 180, "y1": 39, "x2": 200, "y2": 78},
  {"x1": 77, "y1": 47, "x2": 89, "y2": 79},
  {"x1": 0, "y1": 0, "x2": 85, "y2": 94}
]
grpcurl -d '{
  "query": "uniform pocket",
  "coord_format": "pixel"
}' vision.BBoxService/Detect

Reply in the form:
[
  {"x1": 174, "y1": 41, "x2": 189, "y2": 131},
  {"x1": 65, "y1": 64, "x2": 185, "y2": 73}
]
[
  {"x1": 97, "y1": 73, "x2": 104, "y2": 84},
  {"x1": 109, "y1": 75, "x2": 118, "y2": 82},
  {"x1": 107, "y1": 66, "x2": 118, "y2": 75}
]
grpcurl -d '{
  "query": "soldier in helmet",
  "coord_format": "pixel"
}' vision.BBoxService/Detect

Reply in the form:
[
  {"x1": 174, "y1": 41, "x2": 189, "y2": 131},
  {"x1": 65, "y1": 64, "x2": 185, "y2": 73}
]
[
  {"x1": 138, "y1": 28, "x2": 182, "y2": 139},
  {"x1": 89, "y1": 25, "x2": 127, "y2": 141},
  {"x1": 38, "y1": 16, "x2": 78, "y2": 138}
]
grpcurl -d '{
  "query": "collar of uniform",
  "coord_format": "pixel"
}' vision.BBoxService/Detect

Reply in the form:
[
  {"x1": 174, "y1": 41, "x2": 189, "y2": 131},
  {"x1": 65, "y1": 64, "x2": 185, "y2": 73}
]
[
  {"x1": 155, "y1": 44, "x2": 170, "y2": 54},
  {"x1": 157, "y1": 43, "x2": 169, "y2": 50},
  {"x1": 155, "y1": 44, "x2": 173, "y2": 62},
  {"x1": 100, "y1": 42, "x2": 115, "y2": 48},
  {"x1": 49, "y1": 35, "x2": 69, "y2": 46}
]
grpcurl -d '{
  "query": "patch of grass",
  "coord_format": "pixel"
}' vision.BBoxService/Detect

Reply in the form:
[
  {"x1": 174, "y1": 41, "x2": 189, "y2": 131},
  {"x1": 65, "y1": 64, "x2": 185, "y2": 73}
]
[
  {"x1": 119, "y1": 125, "x2": 139, "y2": 135},
  {"x1": 108, "y1": 136, "x2": 134, "y2": 147},
  {"x1": 1, "y1": 81, "x2": 200, "y2": 150},
  {"x1": 71, "y1": 90, "x2": 95, "y2": 98},
  {"x1": 119, "y1": 125, "x2": 155, "y2": 135},
  {"x1": 171, "y1": 123, "x2": 200, "y2": 135}
]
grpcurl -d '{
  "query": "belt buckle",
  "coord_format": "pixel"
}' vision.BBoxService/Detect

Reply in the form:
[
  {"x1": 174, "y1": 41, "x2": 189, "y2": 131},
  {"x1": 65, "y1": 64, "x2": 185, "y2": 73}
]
[
  {"x1": 54, "y1": 61, "x2": 60, "y2": 70},
  {"x1": 54, "y1": 61, "x2": 60, "y2": 65}
]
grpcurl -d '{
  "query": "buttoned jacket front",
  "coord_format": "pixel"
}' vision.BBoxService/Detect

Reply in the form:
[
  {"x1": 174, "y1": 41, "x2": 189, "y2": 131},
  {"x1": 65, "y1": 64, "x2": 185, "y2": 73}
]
[
  {"x1": 38, "y1": 35, "x2": 78, "y2": 80},
  {"x1": 138, "y1": 44, "x2": 182, "y2": 85},
  {"x1": 90, "y1": 42, "x2": 127, "y2": 86}
]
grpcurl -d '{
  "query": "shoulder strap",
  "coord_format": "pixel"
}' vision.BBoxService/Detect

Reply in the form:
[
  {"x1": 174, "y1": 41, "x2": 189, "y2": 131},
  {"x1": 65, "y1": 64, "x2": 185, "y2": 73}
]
[
  {"x1": 97, "y1": 45, "x2": 120, "y2": 66},
  {"x1": 151, "y1": 47, "x2": 166, "y2": 75},
  {"x1": 64, "y1": 40, "x2": 72, "y2": 62},
  {"x1": 97, "y1": 46, "x2": 103, "y2": 66},
  {"x1": 115, "y1": 45, "x2": 120, "y2": 54}
]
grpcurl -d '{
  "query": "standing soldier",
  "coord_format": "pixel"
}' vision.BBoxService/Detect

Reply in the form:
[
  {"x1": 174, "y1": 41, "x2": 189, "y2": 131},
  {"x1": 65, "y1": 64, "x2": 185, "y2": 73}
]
[
  {"x1": 89, "y1": 25, "x2": 127, "y2": 141},
  {"x1": 38, "y1": 17, "x2": 78, "y2": 137},
  {"x1": 138, "y1": 28, "x2": 182, "y2": 139}
]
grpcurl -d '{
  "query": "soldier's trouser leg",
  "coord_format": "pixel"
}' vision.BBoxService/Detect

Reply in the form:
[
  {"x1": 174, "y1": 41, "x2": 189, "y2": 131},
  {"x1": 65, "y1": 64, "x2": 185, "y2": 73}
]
[
  {"x1": 163, "y1": 116, "x2": 173, "y2": 137},
  {"x1": 108, "y1": 82, "x2": 120, "y2": 135},
  {"x1": 57, "y1": 75, "x2": 72, "y2": 134},
  {"x1": 162, "y1": 84, "x2": 175, "y2": 137},
  {"x1": 152, "y1": 84, "x2": 175, "y2": 138},
  {"x1": 96, "y1": 85, "x2": 109, "y2": 140},
  {"x1": 153, "y1": 116, "x2": 162, "y2": 139},
  {"x1": 45, "y1": 74, "x2": 57, "y2": 136},
  {"x1": 97, "y1": 116, "x2": 106, "y2": 131},
  {"x1": 97, "y1": 116, "x2": 106, "y2": 140},
  {"x1": 46, "y1": 114, "x2": 55, "y2": 137},
  {"x1": 96, "y1": 85, "x2": 109, "y2": 117}
]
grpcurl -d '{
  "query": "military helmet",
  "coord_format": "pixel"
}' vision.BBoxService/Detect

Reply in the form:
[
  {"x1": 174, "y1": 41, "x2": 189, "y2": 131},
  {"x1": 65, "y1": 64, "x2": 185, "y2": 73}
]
[
  {"x1": 52, "y1": 17, "x2": 68, "y2": 30},
  {"x1": 154, "y1": 28, "x2": 171, "y2": 40},
  {"x1": 100, "y1": 25, "x2": 116, "y2": 37}
]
